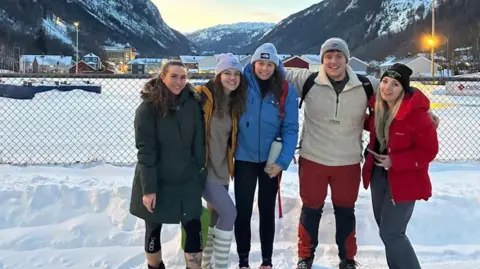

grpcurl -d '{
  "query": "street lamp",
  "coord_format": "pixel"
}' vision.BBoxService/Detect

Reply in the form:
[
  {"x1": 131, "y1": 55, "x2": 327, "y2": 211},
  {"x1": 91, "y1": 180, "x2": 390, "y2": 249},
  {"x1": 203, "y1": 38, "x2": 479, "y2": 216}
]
[
  {"x1": 431, "y1": 0, "x2": 435, "y2": 78},
  {"x1": 73, "y1": 21, "x2": 79, "y2": 74}
]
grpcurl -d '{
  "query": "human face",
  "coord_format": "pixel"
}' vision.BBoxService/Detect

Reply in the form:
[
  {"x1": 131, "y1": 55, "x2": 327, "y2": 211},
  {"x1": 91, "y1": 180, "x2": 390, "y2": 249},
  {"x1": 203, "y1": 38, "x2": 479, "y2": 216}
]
[
  {"x1": 254, "y1": 60, "x2": 275, "y2": 80},
  {"x1": 160, "y1": 65, "x2": 187, "y2": 95},
  {"x1": 380, "y1": 76, "x2": 404, "y2": 107},
  {"x1": 220, "y1": 69, "x2": 241, "y2": 93},
  {"x1": 323, "y1": 51, "x2": 347, "y2": 81}
]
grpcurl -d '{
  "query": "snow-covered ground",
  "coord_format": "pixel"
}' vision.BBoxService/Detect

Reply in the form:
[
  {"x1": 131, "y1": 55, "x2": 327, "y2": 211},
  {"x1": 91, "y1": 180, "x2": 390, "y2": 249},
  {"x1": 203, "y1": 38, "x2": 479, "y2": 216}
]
[{"x1": 0, "y1": 162, "x2": 479, "y2": 269}]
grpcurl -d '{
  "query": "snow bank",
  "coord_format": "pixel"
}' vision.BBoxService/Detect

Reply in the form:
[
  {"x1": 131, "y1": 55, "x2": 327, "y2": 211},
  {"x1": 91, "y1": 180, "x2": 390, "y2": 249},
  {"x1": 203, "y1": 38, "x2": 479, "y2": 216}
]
[{"x1": 0, "y1": 162, "x2": 479, "y2": 268}]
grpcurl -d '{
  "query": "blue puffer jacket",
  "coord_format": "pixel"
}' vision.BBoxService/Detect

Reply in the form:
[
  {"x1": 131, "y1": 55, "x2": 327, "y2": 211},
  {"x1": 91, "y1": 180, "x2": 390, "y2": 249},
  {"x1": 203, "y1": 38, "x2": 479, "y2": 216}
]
[{"x1": 234, "y1": 62, "x2": 299, "y2": 170}]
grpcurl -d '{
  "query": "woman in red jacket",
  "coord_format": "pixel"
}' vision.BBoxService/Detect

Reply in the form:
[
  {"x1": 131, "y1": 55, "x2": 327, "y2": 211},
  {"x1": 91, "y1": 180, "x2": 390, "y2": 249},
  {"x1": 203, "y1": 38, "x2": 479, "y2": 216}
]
[{"x1": 362, "y1": 63, "x2": 439, "y2": 269}]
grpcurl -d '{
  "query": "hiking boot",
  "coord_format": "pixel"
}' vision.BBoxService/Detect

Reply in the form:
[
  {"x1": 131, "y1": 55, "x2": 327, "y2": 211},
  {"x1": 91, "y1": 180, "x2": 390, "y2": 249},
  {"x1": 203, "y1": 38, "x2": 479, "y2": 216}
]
[
  {"x1": 148, "y1": 262, "x2": 165, "y2": 269},
  {"x1": 339, "y1": 259, "x2": 358, "y2": 269},
  {"x1": 296, "y1": 257, "x2": 313, "y2": 269}
]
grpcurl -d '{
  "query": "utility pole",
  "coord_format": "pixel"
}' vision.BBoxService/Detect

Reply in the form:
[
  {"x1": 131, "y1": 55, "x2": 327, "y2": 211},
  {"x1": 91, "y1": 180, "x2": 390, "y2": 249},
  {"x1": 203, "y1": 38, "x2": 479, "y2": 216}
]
[
  {"x1": 74, "y1": 22, "x2": 79, "y2": 74},
  {"x1": 431, "y1": 0, "x2": 435, "y2": 79}
]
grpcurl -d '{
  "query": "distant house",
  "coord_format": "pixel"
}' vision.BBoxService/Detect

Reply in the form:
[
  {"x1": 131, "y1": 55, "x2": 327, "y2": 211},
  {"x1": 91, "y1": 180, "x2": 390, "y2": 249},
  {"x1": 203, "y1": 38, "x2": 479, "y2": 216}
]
[
  {"x1": 31, "y1": 55, "x2": 73, "y2": 73},
  {"x1": 379, "y1": 55, "x2": 442, "y2": 77},
  {"x1": 21, "y1": 55, "x2": 73, "y2": 73},
  {"x1": 127, "y1": 58, "x2": 165, "y2": 74},
  {"x1": 102, "y1": 43, "x2": 136, "y2": 66},
  {"x1": 198, "y1": 55, "x2": 244, "y2": 74},
  {"x1": 179, "y1": 55, "x2": 208, "y2": 72},
  {"x1": 198, "y1": 56, "x2": 218, "y2": 74},
  {"x1": 348, "y1": 57, "x2": 369, "y2": 75},
  {"x1": 301, "y1": 55, "x2": 321, "y2": 72},
  {"x1": 69, "y1": 61, "x2": 96, "y2": 73},
  {"x1": 283, "y1": 56, "x2": 309, "y2": 69},
  {"x1": 82, "y1": 53, "x2": 102, "y2": 70}
]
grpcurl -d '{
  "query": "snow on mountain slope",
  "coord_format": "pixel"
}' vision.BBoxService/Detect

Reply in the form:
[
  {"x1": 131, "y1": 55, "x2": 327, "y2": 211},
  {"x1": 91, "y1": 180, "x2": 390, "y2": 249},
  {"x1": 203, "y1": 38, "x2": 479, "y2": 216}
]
[
  {"x1": 185, "y1": 22, "x2": 275, "y2": 54},
  {"x1": 252, "y1": 0, "x2": 447, "y2": 57},
  {"x1": 371, "y1": 0, "x2": 432, "y2": 35},
  {"x1": 0, "y1": 0, "x2": 193, "y2": 56}
]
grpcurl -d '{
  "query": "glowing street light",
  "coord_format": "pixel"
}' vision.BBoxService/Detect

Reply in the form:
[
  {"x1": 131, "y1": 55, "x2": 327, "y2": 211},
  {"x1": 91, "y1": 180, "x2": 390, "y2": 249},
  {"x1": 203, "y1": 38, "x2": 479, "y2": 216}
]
[{"x1": 427, "y1": 38, "x2": 435, "y2": 47}]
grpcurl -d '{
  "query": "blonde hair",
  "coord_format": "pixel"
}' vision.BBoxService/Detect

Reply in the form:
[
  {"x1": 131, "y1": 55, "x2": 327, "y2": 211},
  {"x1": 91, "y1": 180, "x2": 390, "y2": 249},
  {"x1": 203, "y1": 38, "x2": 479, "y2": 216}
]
[{"x1": 374, "y1": 88, "x2": 405, "y2": 152}]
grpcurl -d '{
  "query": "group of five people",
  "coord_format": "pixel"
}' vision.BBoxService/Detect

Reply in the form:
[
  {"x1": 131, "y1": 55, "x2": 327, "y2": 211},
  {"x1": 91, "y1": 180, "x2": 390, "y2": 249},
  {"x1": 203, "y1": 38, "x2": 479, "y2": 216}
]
[{"x1": 129, "y1": 37, "x2": 440, "y2": 269}]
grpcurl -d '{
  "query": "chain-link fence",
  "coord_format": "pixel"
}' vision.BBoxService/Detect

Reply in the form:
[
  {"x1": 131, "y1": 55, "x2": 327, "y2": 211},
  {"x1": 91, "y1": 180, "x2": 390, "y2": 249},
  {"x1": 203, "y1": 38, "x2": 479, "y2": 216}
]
[{"x1": 1, "y1": 73, "x2": 479, "y2": 165}]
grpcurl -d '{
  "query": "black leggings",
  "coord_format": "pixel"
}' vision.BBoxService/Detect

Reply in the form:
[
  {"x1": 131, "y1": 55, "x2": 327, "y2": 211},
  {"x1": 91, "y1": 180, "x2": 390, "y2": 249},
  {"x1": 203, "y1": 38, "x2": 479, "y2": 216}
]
[
  {"x1": 145, "y1": 218, "x2": 201, "y2": 253},
  {"x1": 234, "y1": 160, "x2": 279, "y2": 266}
]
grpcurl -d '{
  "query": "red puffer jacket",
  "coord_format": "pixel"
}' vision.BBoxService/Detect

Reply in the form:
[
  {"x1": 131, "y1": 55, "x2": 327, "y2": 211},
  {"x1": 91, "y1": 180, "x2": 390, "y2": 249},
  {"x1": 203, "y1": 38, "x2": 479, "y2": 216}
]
[{"x1": 362, "y1": 88, "x2": 439, "y2": 202}]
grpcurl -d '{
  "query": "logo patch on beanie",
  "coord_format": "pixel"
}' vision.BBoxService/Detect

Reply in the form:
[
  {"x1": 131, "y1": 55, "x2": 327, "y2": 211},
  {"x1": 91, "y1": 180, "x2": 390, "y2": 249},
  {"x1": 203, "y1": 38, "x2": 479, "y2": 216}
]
[
  {"x1": 260, "y1": 53, "x2": 270, "y2": 59},
  {"x1": 386, "y1": 70, "x2": 402, "y2": 79},
  {"x1": 330, "y1": 43, "x2": 338, "y2": 48}
]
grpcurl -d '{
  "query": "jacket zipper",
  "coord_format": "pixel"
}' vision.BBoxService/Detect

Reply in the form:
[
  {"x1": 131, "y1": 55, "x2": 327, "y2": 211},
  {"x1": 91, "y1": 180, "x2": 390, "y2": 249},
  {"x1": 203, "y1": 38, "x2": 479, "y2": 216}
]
[
  {"x1": 371, "y1": 133, "x2": 395, "y2": 206},
  {"x1": 388, "y1": 171, "x2": 396, "y2": 206},
  {"x1": 258, "y1": 96, "x2": 263, "y2": 162},
  {"x1": 386, "y1": 146, "x2": 396, "y2": 206},
  {"x1": 335, "y1": 92, "x2": 340, "y2": 117}
]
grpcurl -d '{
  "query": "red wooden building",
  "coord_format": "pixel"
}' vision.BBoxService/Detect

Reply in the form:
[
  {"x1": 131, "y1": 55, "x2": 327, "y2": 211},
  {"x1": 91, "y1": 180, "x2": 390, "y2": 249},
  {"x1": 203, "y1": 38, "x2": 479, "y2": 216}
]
[
  {"x1": 69, "y1": 61, "x2": 96, "y2": 73},
  {"x1": 282, "y1": 56, "x2": 309, "y2": 69}
]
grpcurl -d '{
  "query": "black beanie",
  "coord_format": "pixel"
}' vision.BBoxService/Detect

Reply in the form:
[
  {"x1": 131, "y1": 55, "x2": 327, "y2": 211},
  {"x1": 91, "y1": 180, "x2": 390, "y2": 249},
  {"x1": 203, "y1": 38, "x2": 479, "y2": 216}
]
[{"x1": 381, "y1": 63, "x2": 413, "y2": 91}]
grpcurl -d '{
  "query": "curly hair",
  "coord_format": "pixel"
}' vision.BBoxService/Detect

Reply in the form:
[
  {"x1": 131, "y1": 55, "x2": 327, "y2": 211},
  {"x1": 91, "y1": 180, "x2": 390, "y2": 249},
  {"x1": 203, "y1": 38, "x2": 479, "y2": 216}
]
[
  {"x1": 211, "y1": 72, "x2": 248, "y2": 119},
  {"x1": 140, "y1": 60, "x2": 190, "y2": 118},
  {"x1": 252, "y1": 64, "x2": 284, "y2": 102}
]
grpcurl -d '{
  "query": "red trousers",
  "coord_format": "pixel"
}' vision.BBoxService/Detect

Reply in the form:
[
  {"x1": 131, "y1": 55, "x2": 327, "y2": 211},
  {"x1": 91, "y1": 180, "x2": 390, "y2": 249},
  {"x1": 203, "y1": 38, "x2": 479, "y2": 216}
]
[{"x1": 297, "y1": 157, "x2": 361, "y2": 260}]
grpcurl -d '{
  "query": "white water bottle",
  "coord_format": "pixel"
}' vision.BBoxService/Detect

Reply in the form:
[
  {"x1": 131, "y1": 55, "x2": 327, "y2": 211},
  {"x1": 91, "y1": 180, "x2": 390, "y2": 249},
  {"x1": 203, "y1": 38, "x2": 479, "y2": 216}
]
[{"x1": 267, "y1": 137, "x2": 283, "y2": 165}]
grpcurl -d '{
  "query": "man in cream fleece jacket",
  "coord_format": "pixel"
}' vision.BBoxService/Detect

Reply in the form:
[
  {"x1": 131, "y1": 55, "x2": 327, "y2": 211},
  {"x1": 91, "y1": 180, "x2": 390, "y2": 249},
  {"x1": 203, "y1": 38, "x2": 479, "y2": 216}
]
[
  {"x1": 285, "y1": 38, "x2": 378, "y2": 269},
  {"x1": 286, "y1": 38, "x2": 439, "y2": 269}
]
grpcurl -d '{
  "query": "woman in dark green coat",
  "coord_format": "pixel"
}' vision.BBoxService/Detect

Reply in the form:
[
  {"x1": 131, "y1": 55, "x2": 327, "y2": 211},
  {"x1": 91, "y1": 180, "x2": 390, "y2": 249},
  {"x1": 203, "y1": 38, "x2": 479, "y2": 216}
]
[{"x1": 129, "y1": 60, "x2": 206, "y2": 269}]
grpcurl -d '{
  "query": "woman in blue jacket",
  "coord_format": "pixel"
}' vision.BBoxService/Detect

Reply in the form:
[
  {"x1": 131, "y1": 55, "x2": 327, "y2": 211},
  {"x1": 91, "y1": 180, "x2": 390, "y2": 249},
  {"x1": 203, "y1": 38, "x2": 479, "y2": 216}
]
[{"x1": 234, "y1": 43, "x2": 299, "y2": 269}]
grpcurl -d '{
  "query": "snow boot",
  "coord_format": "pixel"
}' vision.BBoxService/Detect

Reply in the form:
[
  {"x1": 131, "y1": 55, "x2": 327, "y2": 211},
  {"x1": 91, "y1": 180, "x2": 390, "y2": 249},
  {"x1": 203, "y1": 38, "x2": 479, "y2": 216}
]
[
  {"x1": 339, "y1": 259, "x2": 358, "y2": 269},
  {"x1": 148, "y1": 262, "x2": 165, "y2": 269},
  {"x1": 212, "y1": 228, "x2": 234, "y2": 269},
  {"x1": 296, "y1": 257, "x2": 313, "y2": 269}
]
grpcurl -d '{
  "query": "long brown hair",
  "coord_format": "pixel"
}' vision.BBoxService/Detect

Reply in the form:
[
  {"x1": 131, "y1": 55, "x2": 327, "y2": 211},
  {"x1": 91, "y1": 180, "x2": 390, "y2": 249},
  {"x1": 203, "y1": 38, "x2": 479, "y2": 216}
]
[
  {"x1": 141, "y1": 60, "x2": 190, "y2": 118},
  {"x1": 252, "y1": 65, "x2": 284, "y2": 101},
  {"x1": 212, "y1": 72, "x2": 247, "y2": 119}
]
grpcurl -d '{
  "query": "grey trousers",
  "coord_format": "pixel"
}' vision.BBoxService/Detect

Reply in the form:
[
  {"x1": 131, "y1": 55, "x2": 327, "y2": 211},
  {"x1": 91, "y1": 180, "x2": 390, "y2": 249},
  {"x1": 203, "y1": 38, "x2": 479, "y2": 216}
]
[
  {"x1": 370, "y1": 167, "x2": 421, "y2": 269},
  {"x1": 203, "y1": 181, "x2": 236, "y2": 231}
]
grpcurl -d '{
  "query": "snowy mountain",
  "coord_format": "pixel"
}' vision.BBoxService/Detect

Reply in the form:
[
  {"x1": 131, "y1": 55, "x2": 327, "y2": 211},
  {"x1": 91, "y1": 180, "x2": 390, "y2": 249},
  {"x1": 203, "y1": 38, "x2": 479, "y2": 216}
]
[
  {"x1": 0, "y1": 0, "x2": 193, "y2": 57},
  {"x1": 251, "y1": 0, "x2": 480, "y2": 60},
  {"x1": 185, "y1": 22, "x2": 275, "y2": 54}
]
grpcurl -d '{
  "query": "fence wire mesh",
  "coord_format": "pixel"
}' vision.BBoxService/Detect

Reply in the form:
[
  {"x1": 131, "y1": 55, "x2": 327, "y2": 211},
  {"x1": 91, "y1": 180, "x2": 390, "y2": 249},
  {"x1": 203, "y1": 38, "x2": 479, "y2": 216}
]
[{"x1": 1, "y1": 73, "x2": 479, "y2": 165}]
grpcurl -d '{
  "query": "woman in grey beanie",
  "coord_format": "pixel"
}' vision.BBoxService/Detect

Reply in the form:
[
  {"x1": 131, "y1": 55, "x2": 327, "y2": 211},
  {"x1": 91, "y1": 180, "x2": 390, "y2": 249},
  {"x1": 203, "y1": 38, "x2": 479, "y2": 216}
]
[{"x1": 234, "y1": 43, "x2": 299, "y2": 269}]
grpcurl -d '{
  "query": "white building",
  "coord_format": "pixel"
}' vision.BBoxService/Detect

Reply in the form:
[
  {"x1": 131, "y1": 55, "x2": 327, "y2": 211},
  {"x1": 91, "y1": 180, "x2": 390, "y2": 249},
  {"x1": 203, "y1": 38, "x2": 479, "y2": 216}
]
[
  {"x1": 300, "y1": 54, "x2": 321, "y2": 72},
  {"x1": 82, "y1": 53, "x2": 102, "y2": 70},
  {"x1": 20, "y1": 55, "x2": 73, "y2": 73},
  {"x1": 127, "y1": 58, "x2": 166, "y2": 74},
  {"x1": 379, "y1": 55, "x2": 442, "y2": 77},
  {"x1": 179, "y1": 55, "x2": 208, "y2": 73},
  {"x1": 348, "y1": 56, "x2": 369, "y2": 75}
]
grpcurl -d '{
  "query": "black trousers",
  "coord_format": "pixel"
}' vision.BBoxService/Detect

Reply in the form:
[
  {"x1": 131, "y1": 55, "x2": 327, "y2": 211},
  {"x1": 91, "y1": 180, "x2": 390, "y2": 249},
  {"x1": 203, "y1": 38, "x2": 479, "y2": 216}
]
[{"x1": 234, "y1": 160, "x2": 279, "y2": 264}]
